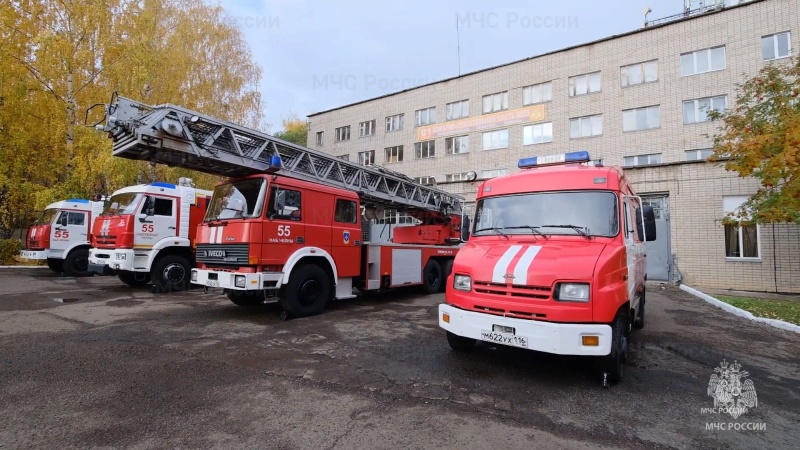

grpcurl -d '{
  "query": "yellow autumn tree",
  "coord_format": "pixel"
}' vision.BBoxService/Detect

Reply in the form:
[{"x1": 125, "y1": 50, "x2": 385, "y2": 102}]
[{"x1": 274, "y1": 115, "x2": 309, "y2": 146}]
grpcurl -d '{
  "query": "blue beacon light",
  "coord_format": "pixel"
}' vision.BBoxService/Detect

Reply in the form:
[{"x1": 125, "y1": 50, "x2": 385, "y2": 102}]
[{"x1": 517, "y1": 151, "x2": 591, "y2": 169}]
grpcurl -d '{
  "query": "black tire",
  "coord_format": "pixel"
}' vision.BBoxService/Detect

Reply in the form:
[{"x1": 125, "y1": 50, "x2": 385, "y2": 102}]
[
  {"x1": 46, "y1": 258, "x2": 63, "y2": 274},
  {"x1": 633, "y1": 286, "x2": 645, "y2": 330},
  {"x1": 151, "y1": 254, "x2": 191, "y2": 293},
  {"x1": 118, "y1": 271, "x2": 151, "y2": 288},
  {"x1": 422, "y1": 259, "x2": 443, "y2": 295},
  {"x1": 441, "y1": 259, "x2": 454, "y2": 293},
  {"x1": 227, "y1": 290, "x2": 266, "y2": 308},
  {"x1": 446, "y1": 331, "x2": 476, "y2": 352},
  {"x1": 280, "y1": 264, "x2": 332, "y2": 318},
  {"x1": 62, "y1": 248, "x2": 91, "y2": 277},
  {"x1": 604, "y1": 312, "x2": 629, "y2": 384}
]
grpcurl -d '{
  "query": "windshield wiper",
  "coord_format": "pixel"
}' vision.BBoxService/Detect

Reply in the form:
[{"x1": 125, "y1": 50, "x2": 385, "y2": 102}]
[
  {"x1": 502, "y1": 226, "x2": 549, "y2": 239},
  {"x1": 474, "y1": 227, "x2": 510, "y2": 239},
  {"x1": 540, "y1": 224, "x2": 591, "y2": 239}
]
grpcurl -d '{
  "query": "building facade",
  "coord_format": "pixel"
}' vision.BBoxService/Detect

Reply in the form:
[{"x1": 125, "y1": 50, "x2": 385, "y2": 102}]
[{"x1": 306, "y1": 0, "x2": 800, "y2": 294}]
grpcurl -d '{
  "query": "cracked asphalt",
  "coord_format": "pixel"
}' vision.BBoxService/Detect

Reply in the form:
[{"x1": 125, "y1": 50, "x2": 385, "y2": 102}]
[{"x1": 0, "y1": 268, "x2": 798, "y2": 449}]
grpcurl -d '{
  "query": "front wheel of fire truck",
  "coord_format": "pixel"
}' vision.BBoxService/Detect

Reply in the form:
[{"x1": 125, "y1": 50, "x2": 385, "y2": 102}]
[
  {"x1": 600, "y1": 311, "x2": 629, "y2": 387},
  {"x1": 226, "y1": 290, "x2": 266, "y2": 308},
  {"x1": 280, "y1": 263, "x2": 332, "y2": 318},
  {"x1": 446, "y1": 331, "x2": 476, "y2": 352},
  {"x1": 118, "y1": 271, "x2": 151, "y2": 288},
  {"x1": 63, "y1": 247, "x2": 91, "y2": 277},
  {"x1": 151, "y1": 254, "x2": 191, "y2": 293},
  {"x1": 46, "y1": 258, "x2": 63, "y2": 274}
]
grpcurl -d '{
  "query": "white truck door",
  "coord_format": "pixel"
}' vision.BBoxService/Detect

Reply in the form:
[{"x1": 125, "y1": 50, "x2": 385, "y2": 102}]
[
  {"x1": 135, "y1": 196, "x2": 177, "y2": 248},
  {"x1": 52, "y1": 210, "x2": 87, "y2": 256}
]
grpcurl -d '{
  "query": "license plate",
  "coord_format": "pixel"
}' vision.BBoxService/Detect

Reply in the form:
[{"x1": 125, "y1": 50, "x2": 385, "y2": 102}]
[
  {"x1": 206, "y1": 280, "x2": 219, "y2": 287},
  {"x1": 21, "y1": 251, "x2": 35, "y2": 258},
  {"x1": 480, "y1": 330, "x2": 529, "y2": 348}
]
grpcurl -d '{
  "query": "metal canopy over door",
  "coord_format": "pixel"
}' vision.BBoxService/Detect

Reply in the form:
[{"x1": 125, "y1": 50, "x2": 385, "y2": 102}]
[{"x1": 641, "y1": 195, "x2": 671, "y2": 281}]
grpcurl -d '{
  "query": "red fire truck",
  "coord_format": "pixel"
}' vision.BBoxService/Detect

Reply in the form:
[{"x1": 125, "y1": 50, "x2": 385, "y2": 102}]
[
  {"x1": 438, "y1": 151, "x2": 657, "y2": 386},
  {"x1": 94, "y1": 93, "x2": 466, "y2": 316}
]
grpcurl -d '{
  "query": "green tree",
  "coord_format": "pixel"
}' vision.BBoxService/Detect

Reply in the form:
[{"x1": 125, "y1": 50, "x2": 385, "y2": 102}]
[
  {"x1": 708, "y1": 56, "x2": 800, "y2": 224},
  {"x1": 274, "y1": 116, "x2": 308, "y2": 146}
]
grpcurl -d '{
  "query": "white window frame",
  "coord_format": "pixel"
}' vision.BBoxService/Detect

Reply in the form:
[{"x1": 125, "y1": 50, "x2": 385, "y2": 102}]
[
  {"x1": 385, "y1": 145, "x2": 403, "y2": 163},
  {"x1": 482, "y1": 168, "x2": 508, "y2": 179},
  {"x1": 482, "y1": 91, "x2": 509, "y2": 114},
  {"x1": 568, "y1": 71, "x2": 601, "y2": 97},
  {"x1": 622, "y1": 153, "x2": 662, "y2": 167},
  {"x1": 385, "y1": 114, "x2": 404, "y2": 132},
  {"x1": 723, "y1": 195, "x2": 761, "y2": 261},
  {"x1": 680, "y1": 45, "x2": 726, "y2": 76},
  {"x1": 414, "y1": 176, "x2": 436, "y2": 185},
  {"x1": 337, "y1": 154, "x2": 349, "y2": 161},
  {"x1": 315, "y1": 131, "x2": 323, "y2": 146},
  {"x1": 358, "y1": 150, "x2": 375, "y2": 166},
  {"x1": 415, "y1": 107, "x2": 437, "y2": 126},
  {"x1": 445, "y1": 135, "x2": 469, "y2": 154},
  {"x1": 685, "y1": 148, "x2": 713, "y2": 161},
  {"x1": 359, "y1": 120, "x2": 375, "y2": 137},
  {"x1": 569, "y1": 114, "x2": 603, "y2": 138},
  {"x1": 335, "y1": 125, "x2": 350, "y2": 142},
  {"x1": 482, "y1": 129, "x2": 509, "y2": 150},
  {"x1": 522, "y1": 122, "x2": 553, "y2": 145},
  {"x1": 446, "y1": 99, "x2": 470, "y2": 120},
  {"x1": 683, "y1": 95, "x2": 727, "y2": 124},
  {"x1": 620, "y1": 60, "x2": 658, "y2": 87},
  {"x1": 622, "y1": 105, "x2": 661, "y2": 132},
  {"x1": 522, "y1": 81, "x2": 552, "y2": 105},
  {"x1": 762, "y1": 31, "x2": 792, "y2": 60},
  {"x1": 445, "y1": 172, "x2": 471, "y2": 182},
  {"x1": 414, "y1": 140, "x2": 435, "y2": 159}
]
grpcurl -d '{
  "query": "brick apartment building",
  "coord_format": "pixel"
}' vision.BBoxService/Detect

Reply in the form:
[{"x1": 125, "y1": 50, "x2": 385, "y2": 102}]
[{"x1": 306, "y1": 0, "x2": 800, "y2": 293}]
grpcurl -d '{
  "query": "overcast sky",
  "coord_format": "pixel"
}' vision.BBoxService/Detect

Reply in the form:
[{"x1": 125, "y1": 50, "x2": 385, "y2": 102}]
[{"x1": 217, "y1": 0, "x2": 738, "y2": 132}]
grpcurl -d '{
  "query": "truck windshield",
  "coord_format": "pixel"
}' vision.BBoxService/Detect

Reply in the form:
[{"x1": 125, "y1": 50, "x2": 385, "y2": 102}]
[
  {"x1": 34, "y1": 208, "x2": 59, "y2": 225},
  {"x1": 205, "y1": 178, "x2": 266, "y2": 221},
  {"x1": 102, "y1": 193, "x2": 142, "y2": 216},
  {"x1": 473, "y1": 191, "x2": 619, "y2": 237}
]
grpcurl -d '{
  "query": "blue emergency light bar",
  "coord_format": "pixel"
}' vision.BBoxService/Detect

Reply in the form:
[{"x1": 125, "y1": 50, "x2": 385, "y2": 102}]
[
  {"x1": 518, "y1": 151, "x2": 591, "y2": 169},
  {"x1": 150, "y1": 182, "x2": 177, "y2": 189},
  {"x1": 66, "y1": 198, "x2": 90, "y2": 203}
]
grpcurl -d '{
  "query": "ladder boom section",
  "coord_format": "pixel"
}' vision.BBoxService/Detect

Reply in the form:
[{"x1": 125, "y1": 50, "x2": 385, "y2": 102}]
[{"x1": 101, "y1": 95, "x2": 463, "y2": 215}]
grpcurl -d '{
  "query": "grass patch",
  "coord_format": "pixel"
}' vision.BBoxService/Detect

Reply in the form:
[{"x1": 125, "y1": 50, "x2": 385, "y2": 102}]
[{"x1": 715, "y1": 295, "x2": 800, "y2": 326}]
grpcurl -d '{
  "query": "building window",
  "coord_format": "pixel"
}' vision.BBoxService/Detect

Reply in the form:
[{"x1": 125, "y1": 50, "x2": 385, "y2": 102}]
[
  {"x1": 415, "y1": 107, "x2": 437, "y2": 126},
  {"x1": 482, "y1": 168, "x2": 508, "y2": 179},
  {"x1": 762, "y1": 32, "x2": 791, "y2": 60},
  {"x1": 482, "y1": 91, "x2": 508, "y2": 114},
  {"x1": 414, "y1": 176, "x2": 436, "y2": 185},
  {"x1": 337, "y1": 154, "x2": 350, "y2": 161},
  {"x1": 568, "y1": 71, "x2": 601, "y2": 96},
  {"x1": 358, "y1": 150, "x2": 375, "y2": 166},
  {"x1": 414, "y1": 140, "x2": 435, "y2": 159},
  {"x1": 620, "y1": 60, "x2": 658, "y2": 87},
  {"x1": 683, "y1": 95, "x2": 727, "y2": 124},
  {"x1": 446, "y1": 135, "x2": 469, "y2": 154},
  {"x1": 445, "y1": 172, "x2": 471, "y2": 182},
  {"x1": 569, "y1": 114, "x2": 603, "y2": 138},
  {"x1": 386, "y1": 114, "x2": 404, "y2": 132},
  {"x1": 385, "y1": 145, "x2": 403, "y2": 163},
  {"x1": 680, "y1": 45, "x2": 726, "y2": 76},
  {"x1": 446, "y1": 99, "x2": 470, "y2": 120},
  {"x1": 335, "y1": 126, "x2": 350, "y2": 142},
  {"x1": 622, "y1": 105, "x2": 660, "y2": 132},
  {"x1": 359, "y1": 120, "x2": 375, "y2": 137},
  {"x1": 685, "y1": 148, "x2": 713, "y2": 161},
  {"x1": 376, "y1": 209, "x2": 419, "y2": 225},
  {"x1": 315, "y1": 131, "x2": 323, "y2": 146},
  {"x1": 482, "y1": 129, "x2": 509, "y2": 150},
  {"x1": 522, "y1": 81, "x2": 552, "y2": 105},
  {"x1": 623, "y1": 153, "x2": 662, "y2": 167},
  {"x1": 522, "y1": 122, "x2": 553, "y2": 145},
  {"x1": 723, "y1": 196, "x2": 760, "y2": 260}
]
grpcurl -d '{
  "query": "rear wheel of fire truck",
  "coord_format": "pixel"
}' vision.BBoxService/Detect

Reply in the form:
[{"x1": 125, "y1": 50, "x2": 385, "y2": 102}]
[
  {"x1": 227, "y1": 290, "x2": 265, "y2": 308},
  {"x1": 151, "y1": 254, "x2": 191, "y2": 293},
  {"x1": 63, "y1": 247, "x2": 91, "y2": 277},
  {"x1": 118, "y1": 271, "x2": 151, "y2": 288},
  {"x1": 440, "y1": 259, "x2": 454, "y2": 293},
  {"x1": 633, "y1": 286, "x2": 646, "y2": 330},
  {"x1": 280, "y1": 263, "x2": 332, "y2": 318},
  {"x1": 46, "y1": 258, "x2": 63, "y2": 274},
  {"x1": 422, "y1": 259, "x2": 443, "y2": 294},
  {"x1": 446, "y1": 331, "x2": 476, "y2": 352},
  {"x1": 600, "y1": 312, "x2": 629, "y2": 386}
]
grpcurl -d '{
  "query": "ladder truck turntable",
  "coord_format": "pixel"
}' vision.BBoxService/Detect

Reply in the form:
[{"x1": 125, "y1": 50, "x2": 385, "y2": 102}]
[{"x1": 93, "y1": 93, "x2": 467, "y2": 317}]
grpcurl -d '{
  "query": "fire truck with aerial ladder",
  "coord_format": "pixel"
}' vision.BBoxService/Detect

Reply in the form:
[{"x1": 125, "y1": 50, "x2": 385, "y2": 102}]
[
  {"x1": 437, "y1": 151, "x2": 657, "y2": 386},
  {"x1": 86, "y1": 177, "x2": 213, "y2": 292},
  {"x1": 20, "y1": 198, "x2": 105, "y2": 276},
  {"x1": 89, "y1": 93, "x2": 467, "y2": 317}
]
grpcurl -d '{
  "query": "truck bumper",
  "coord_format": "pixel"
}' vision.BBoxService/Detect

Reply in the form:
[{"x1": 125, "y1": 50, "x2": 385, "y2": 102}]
[
  {"x1": 191, "y1": 268, "x2": 283, "y2": 290},
  {"x1": 438, "y1": 304, "x2": 612, "y2": 356},
  {"x1": 88, "y1": 249, "x2": 137, "y2": 273},
  {"x1": 20, "y1": 250, "x2": 48, "y2": 260}
]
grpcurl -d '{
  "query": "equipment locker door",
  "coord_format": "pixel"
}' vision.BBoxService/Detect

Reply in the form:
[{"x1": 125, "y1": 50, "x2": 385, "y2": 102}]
[{"x1": 264, "y1": 186, "x2": 305, "y2": 264}]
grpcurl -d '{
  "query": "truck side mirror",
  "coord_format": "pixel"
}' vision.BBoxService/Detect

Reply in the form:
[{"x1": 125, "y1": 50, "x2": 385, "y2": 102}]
[
  {"x1": 59, "y1": 213, "x2": 68, "y2": 227},
  {"x1": 461, "y1": 215, "x2": 471, "y2": 242},
  {"x1": 637, "y1": 205, "x2": 657, "y2": 242},
  {"x1": 274, "y1": 190, "x2": 286, "y2": 213},
  {"x1": 139, "y1": 197, "x2": 155, "y2": 222}
]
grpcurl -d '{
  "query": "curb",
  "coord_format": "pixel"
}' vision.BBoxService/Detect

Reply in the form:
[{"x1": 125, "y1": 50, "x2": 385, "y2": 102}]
[
  {"x1": 0, "y1": 266, "x2": 49, "y2": 269},
  {"x1": 679, "y1": 284, "x2": 800, "y2": 334}
]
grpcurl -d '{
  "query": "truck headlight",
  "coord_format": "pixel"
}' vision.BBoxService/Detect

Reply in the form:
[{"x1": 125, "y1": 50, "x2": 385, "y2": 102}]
[
  {"x1": 453, "y1": 274, "x2": 472, "y2": 292},
  {"x1": 234, "y1": 275, "x2": 246, "y2": 288},
  {"x1": 556, "y1": 283, "x2": 590, "y2": 302},
  {"x1": 191, "y1": 270, "x2": 197, "y2": 282},
  {"x1": 116, "y1": 253, "x2": 126, "y2": 260}
]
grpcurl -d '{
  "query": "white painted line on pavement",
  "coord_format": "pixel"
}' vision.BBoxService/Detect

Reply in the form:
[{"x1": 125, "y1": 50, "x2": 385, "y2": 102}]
[{"x1": 679, "y1": 284, "x2": 800, "y2": 334}]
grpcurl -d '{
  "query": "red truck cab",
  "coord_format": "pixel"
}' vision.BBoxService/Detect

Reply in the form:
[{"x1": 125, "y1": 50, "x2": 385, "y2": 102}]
[{"x1": 439, "y1": 151, "x2": 656, "y2": 386}]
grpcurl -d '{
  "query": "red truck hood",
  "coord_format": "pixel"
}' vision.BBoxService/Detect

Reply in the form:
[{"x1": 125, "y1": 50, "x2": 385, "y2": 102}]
[{"x1": 456, "y1": 237, "x2": 608, "y2": 287}]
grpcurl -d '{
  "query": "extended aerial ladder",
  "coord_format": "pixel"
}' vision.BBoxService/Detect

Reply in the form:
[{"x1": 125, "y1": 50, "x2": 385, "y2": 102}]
[{"x1": 91, "y1": 93, "x2": 464, "y2": 218}]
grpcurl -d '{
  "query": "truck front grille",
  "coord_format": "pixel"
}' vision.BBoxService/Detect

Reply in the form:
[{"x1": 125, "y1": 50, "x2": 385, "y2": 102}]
[
  {"x1": 27, "y1": 240, "x2": 43, "y2": 250},
  {"x1": 94, "y1": 235, "x2": 117, "y2": 247},
  {"x1": 473, "y1": 281, "x2": 551, "y2": 299},
  {"x1": 196, "y1": 244, "x2": 250, "y2": 265}
]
